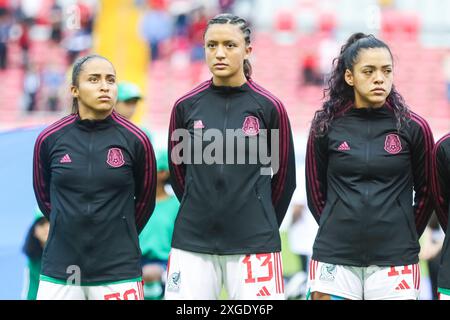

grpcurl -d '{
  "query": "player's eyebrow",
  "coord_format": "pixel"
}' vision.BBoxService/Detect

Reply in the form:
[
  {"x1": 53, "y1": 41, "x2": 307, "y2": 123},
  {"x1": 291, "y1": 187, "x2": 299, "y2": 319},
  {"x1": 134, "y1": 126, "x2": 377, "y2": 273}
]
[{"x1": 361, "y1": 64, "x2": 392, "y2": 69}]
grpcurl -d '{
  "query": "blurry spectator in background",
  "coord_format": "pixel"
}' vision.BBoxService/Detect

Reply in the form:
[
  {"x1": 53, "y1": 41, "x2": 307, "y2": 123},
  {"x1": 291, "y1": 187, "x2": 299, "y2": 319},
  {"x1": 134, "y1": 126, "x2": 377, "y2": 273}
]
[
  {"x1": 169, "y1": 33, "x2": 190, "y2": 70},
  {"x1": 115, "y1": 79, "x2": 169, "y2": 299},
  {"x1": 218, "y1": 0, "x2": 235, "y2": 13},
  {"x1": 115, "y1": 82, "x2": 143, "y2": 120},
  {"x1": 141, "y1": 2, "x2": 173, "y2": 61},
  {"x1": 300, "y1": 50, "x2": 322, "y2": 86},
  {"x1": 14, "y1": 0, "x2": 39, "y2": 69},
  {"x1": 188, "y1": 5, "x2": 208, "y2": 83},
  {"x1": 188, "y1": 6, "x2": 207, "y2": 62},
  {"x1": 18, "y1": 19, "x2": 31, "y2": 69},
  {"x1": 41, "y1": 62, "x2": 64, "y2": 112},
  {"x1": 174, "y1": 11, "x2": 188, "y2": 39},
  {"x1": 49, "y1": 2, "x2": 63, "y2": 44},
  {"x1": 318, "y1": 12, "x2": 340, "y2": 84},
  {"x1": 115, "y1": 81, "x2": 154, "y2": 141},
  {"x1": 139, "y1": 149, "x2": 179, "y2": 299},
  {"x1": 18, "y1": 0, "x2": 39, "y2": 23},
  {"x1": 62, "y1": 0, "x2": 96, "y2": 65},
  {"x1": 172, "y1": 1, "x2": 189, "y2": 38},
  {"x1": 0, "y1": 0, "x2": 8, "y2": 15},
  {"x1": 77, "y1": 0, "x2": 96, "y2": 35},
  {"x1": 22, "y1": 209, "x2": 49, "y2": 300},
  {"x1": 419, "y1": 214, "x2": 444, "y2": 300},
  {"x1": 318, "y1": 34, "x2": 339, "y2": 85},
  {"x1": 166, "y1": 1, "x2": 190, "y2": 69},
  {"x1": 63, "y1": 29, "x2": 93, "y2": 65},
  {"x1": 23, "y1": 63, "x2": 40, "y2": 112},
  {"x1": 0, "y1": 8, "x2": 11, "y2": 70},
  {"x1": 285, "y1": 161, "x2": 318, "y2": 299}
]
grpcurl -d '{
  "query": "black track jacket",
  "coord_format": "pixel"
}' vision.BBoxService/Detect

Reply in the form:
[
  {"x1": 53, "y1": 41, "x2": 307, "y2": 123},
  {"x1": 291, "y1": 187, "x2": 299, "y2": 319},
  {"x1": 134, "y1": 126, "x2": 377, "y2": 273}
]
[
  {"x1": 33, "y1": 112, "x2": 156, "y2": 283},
  {"x1": 433, "y1": 133, "x2": 450, "y2": 289},
  {"x1": 168, "y1": 79, "x2": 296, "y2": 254},
  {"x1": 306, "y1": 104, "x2": 434, "y2": 266}
]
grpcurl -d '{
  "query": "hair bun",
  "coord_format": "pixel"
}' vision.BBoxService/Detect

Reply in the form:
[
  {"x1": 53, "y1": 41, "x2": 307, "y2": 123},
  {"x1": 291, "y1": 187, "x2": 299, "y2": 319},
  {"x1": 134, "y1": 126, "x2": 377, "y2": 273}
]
[{"x1": 340, "y1": 32, "x2": 368, "y2": 54}]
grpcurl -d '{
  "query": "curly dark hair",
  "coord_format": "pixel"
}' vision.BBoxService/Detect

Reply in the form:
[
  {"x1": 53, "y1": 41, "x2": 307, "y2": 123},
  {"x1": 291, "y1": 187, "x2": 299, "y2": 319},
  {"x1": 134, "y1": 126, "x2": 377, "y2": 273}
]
[{"x1": 311, "y1": 32, "x2": 411, "y2": 137}]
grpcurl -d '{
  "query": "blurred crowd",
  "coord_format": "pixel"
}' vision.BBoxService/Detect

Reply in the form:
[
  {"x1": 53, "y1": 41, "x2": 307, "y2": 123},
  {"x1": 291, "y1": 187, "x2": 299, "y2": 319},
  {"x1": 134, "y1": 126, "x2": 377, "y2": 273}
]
[
  {"x1": 0, "y1": 0, "x2": 241, "y2": 114},
  {"x1": 0, "y1": 0, "x2": 97, "y2": 113}
]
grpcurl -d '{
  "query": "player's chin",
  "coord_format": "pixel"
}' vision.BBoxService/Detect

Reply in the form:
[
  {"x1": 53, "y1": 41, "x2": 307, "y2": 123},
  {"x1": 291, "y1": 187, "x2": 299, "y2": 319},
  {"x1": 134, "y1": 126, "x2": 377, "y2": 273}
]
[
  {"x1": 96, "y1": 102, "x2": 115, "y2": 111},
  {"x1": 211, "y1": 69, "x2": 233, "y2": 78},
  {"x1": 369, "y1": 96, "x2": 387, "y2": 106}
]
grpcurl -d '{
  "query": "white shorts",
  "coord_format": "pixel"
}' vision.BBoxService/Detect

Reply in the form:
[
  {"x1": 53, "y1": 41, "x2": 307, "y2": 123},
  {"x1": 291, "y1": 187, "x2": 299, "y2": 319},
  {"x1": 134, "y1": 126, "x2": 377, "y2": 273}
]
[
  {"x1": 164, "y1": 248, "x2": 285, "y2": 300},
  {"x1": 37, "y1": 277, "x2": 144, "y2": 300},
  {"x1": 308, "y1": 259, "x2": 420, "y2": 300},
  {"x1": 438, "y1": 290, "x2": 450, "y2": 300}
]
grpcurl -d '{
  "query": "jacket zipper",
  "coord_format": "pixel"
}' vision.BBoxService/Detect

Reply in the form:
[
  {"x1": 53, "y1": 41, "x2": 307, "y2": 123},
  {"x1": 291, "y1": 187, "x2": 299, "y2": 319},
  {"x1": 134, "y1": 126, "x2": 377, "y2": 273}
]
[
  {"x1": 215, "y1": 96, "x2": 230, "y2": 251},
  {"x1": 365, "y1": 116, "x2": 371, "y2": 204},
  {"x1": 87, "y1": 131, "x2": 93, "y2": 215},
  {"x1": 220, "y1": 96, "x2": 230, "y2": 176},
  {"x1": 362, "y1": 112, "x2": 372, "y2": 265}
]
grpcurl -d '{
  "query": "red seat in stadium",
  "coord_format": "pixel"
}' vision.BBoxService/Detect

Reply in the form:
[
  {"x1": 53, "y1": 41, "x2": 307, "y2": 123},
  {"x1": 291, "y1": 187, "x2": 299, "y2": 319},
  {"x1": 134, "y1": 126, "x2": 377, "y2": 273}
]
[
  {"x1": 274, "y1": 11, "x2": 296, "y2": 32},
  {"x1": 317, "y1": 12, "x2": 337, "y2": 35},
  {"x1": 381, "y1": 10, "x2": 420, "y2": 42}
]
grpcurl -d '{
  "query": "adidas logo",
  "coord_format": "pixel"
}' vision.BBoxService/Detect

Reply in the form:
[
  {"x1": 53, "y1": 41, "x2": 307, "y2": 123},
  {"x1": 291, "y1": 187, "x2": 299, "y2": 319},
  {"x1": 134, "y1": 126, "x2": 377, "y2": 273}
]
[
  {"x1": 60, "y1": 154, "x2": 72, "y2": 163},
  {"x1": 256, "y1": 286, "x2": 271, "y2": 297},
  {"x1": 337, "y1": 141, "x2": 350, "y2": 151},
  {"x1": 395, "y1": 279, "x2": 411, "y2": 290}
]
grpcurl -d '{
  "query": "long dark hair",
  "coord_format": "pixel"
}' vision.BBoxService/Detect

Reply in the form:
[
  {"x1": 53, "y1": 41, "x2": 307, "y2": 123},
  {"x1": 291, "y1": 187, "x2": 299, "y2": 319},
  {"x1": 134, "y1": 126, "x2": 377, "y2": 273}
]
[
  {"x1": 204, "y1": 13, "x2": 252, "y2": 79},
  {"x1": 71, "y1": 54, "x2": 114, "y2": 114},
  {"x1": 311, "y1": 32, "x2": 410, "y2": 137}
]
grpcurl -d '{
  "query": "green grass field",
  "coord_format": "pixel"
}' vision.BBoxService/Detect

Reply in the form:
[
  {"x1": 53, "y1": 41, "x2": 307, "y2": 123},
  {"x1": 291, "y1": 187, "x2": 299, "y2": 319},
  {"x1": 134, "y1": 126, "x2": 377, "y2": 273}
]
[{"x1": 280, "y1": 231, "x2": 301, "y2": 276}]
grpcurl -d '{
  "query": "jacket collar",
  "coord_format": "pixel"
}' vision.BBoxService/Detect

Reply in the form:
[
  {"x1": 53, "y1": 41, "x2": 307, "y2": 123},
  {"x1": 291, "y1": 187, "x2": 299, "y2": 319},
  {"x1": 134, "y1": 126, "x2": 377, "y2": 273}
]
[
  {"x1": 348, "y1": 103, "x2": 392, "y2": 117},
  {"x1": 75, "y1": 112, "x2": 114, "y2": 131},
  {"x1": 209, "y1": 79, "x2": 250, "y2": 94}
]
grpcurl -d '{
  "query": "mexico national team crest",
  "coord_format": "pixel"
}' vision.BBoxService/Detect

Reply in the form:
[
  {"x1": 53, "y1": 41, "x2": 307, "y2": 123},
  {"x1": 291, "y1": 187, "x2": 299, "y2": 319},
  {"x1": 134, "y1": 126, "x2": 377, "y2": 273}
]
[
  {"x1": 384, "y1": 134, "x2": 402, "y2": 154},
  {"x1": 319, "y1": 263, "x2": 337, "y2": 282},
  {"x1": 167, "y1": 271, "x2": 181, "y2": 292},
  {"x1": 242, "y1": 116, "x2": 260, "y2": 136},
  {"x1": 106, "y1": 148, "x2": 125, "y2": 168}
]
